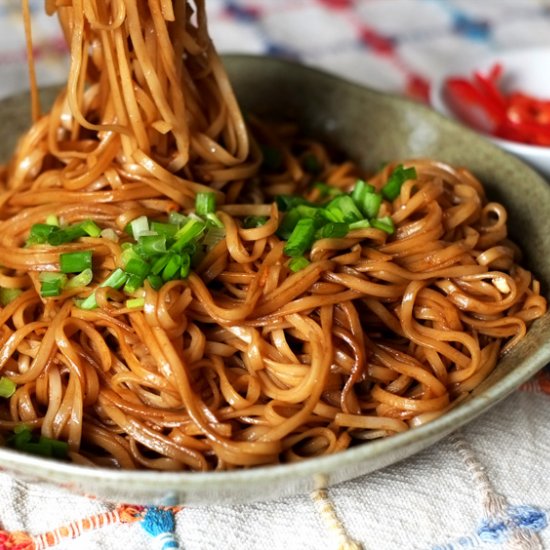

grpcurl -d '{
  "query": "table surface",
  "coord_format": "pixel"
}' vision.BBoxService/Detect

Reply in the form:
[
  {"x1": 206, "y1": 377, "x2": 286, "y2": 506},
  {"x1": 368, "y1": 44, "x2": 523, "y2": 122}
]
[{"x1": 0, "y1": 1, "x2": 550, "y2": 549}]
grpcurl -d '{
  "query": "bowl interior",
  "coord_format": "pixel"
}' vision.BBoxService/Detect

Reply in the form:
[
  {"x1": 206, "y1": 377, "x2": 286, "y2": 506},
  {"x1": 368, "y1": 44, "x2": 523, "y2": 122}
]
[{"x1": 0, "y1": 55, "x2": 548, "y2": 504}]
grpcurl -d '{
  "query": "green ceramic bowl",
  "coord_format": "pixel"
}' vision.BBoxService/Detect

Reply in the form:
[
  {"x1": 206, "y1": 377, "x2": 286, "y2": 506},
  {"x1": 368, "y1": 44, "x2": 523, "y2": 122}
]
[{"x1": 0, "y1": 55, "x2": 548, "y2": 505}]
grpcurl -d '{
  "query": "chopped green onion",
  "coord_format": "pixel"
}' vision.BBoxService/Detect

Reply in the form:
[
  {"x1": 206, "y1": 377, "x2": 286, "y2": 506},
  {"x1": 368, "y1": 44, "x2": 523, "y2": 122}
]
[
  {"x1": 120, "y1": 246, "x2": 141, "y2": 268},
  {"x1": 0, "y1": 288, "x2": 22, "y2": 306},
  {"x1": 371, "y1": 216, "x2": 395, "y2": 234},
  {"x1": 261, "y1": 145, "x2": 283, "y2": 172},
  {"x1": 288, "y1": 256, "x2": 310, "y2": 272},
  {"x1": 126, "y1": 297, "x2": 145, "y2": 309},
  {"x1": 302, "y1": 154, "x2": 321, "y2": 174},
  {"x1": 39, "y1": 272, "x2": 67, "y2": 298},
  {"x1": 296, "y1": 204, "x2": 324, "y2": 223},
  {"x1": 351, "y1": 179, "x2": 376, "y2": 201},
  {"x1": 130, "y1": 216, "x2": 150, "y2": 239},
  {"x1": 315, "y1": 222, "x2": 349, "y2": 239},
  {"x1": 150, "y1": 221, "x2": 178, "y2": 238},
  {"x1": 150, "y1": 254, "x2": 171, "y2": 276},
  {"x1": 99, "y1": 268, "x2": 128, "y2": 288},
  {"x1": 243, "y1": 216, "x2": 269, "y2": 229},
  {"x1": 80, "y1": 219, "x2": 102, "y2": 237},
  {"x1": 313, "y1": 182, "x2": 341, "y2": 198},
  {"x1": 205, "y1": 213, "x2": 224, "y2": 228},
  {"x1": 349, "y1": 219, "x2": 372, "y2": 230},
  {"x1": 382, "y1": 164, "x2": 417, "y2": 201},
  {"x1": 351, "y1": 180, "x2": 382, "y2": 218},
  {"x1": 277, "y1": 208, "x2": 302, "y2": 240},
  {"x1": 47, "y1": 225, "x2": 87, "y2": 246},
  {"x1": 195, "y1": 192, "x2": 217, "y2": 216},
  {"x1": 360, "y1": 192, "x2": 383, "y2": 219},
  {"x1": 180, "y1": 253, "x2": 191, "y2": 279},
  {"x1": 162, "y1": 254, "x2": 182, "y2": 281},
  {"x1": 124, "y1": 274, "x2": 145, "y2": 294},
  {"x1": 11, "y1": 425, "x2": 31, "y2": 445},
  {"x1": 202, "y1": 226, "x2": 226, "y2": 250},
  {"x1": 46, "y1": 437, "x2": 69, "y2": 459},
  {"x1": 8, "y1": 426, "x2": 68, "y2": 459},
  {"x1": 0, "y1": 377, "x2": 16, "y2": 398},
  {"x1": 40, "y1": 281, "x2": 62, "y2": 297},
  {"x1": 13, "y1": 424, "x2": 29, "y2": 435},
  {"x1": 124, "y1": 257, "x2": 150, "y2": 278},
  {"x1": 65, "y1": 268, "x2": 93, "y2": 290},
  {"x1": 45, "y1": 215, "x2": 60, "y2": 227},
  {"x1": 77, "y1": 268, "x2": 128, "y2": 310},
  {"x1": 323, "y1": 195, "x2": 363, "y2": 224},
  {"x1": 28, "y1": 223, "x2": 58, "y2": 244},
  {"x1": 171, "y1": 219, "x2": 206, "y2": 252},
  {"x1": 168, "y1": 211, "x2": 187, "y2": 226},
  {"x1": 276, "y1": 195, "x2": 313, "y2": 212},
  {"x1": 59, "y1": 251, "x2": 93, "y2": 274},
  {"x1": 147, "y1": 274, "x2": 163, "y2": 290},
  {"x1": 138, "y1": 234, "x2": 167, "y2": 255},
  {"x1": 284, "y1": 219, "x2": 316, "y2": 258}
]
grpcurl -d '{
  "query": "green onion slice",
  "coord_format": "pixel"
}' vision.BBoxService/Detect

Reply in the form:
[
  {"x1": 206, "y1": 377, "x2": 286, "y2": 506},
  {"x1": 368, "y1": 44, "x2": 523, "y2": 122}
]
[
  {"x1": 195, "y1": 192, "x2": 217, "y2": 216},
  {"x1": 323, "y1": 195, "x2": 363, "y2": 224},
  {"x1": 125, "y1": 297, "x2": 145, "y2": 309},
  {"x1": 315, "y1": 222, "x2": 349, "y2": 239},
  {"x1": 39, "y1": 272, "x2": 67, "y2": 298},
  {"x1": 77, "y1": 268, "x2": 128, "y2": 310},
  {"x1": 284, "y1": 218, "x2": 316, "y2": 258},
  {"x1": 60, "y1": 251, "x2": 93, "y2": 274},
  {"x1": 138, "y1": 234, "x2": 167, "y2": 255},
  {"x1": 80, "y1": 220, "x2": 102, "y2": 237},
  {"x1": 147, "y1": 274, "x2": 163, "y2": 290},
  {"x1": 171, "y1": 219, "x2": 206, "y2": 252},
  {"x1": 0, "y1": 377, "x2": 16, "y2": 398},
  {"x1": 382, "y1": 164, "x2": 417, "y2": 201},
  {"x1": 243, "y1": 216, "x2": 268, "y2": 229},
  {"x1": 371, "y1": 216, "x2": 395, "y2": 234},
  {"x1": 349, "y1": 219, "x2": 372, "y2": 230},
  {"x1": 130, "y1": 216, "x2": 150, "y2": 239},
  {"x1": 150, "y1": 221, "x2": 178, "y2": 238},
  {"x1": 313, "y1": 182, "x2": 341, "y2": 199},
  {"x1": 65, "y1": 268, "x2": 93, "y2": 290},
  {"x1": 28, "y1": 223, "x2": 58, "y2": 245},
  {"x1": 289, "y1": 256, "x2": 310, "y2": 272},
  {"x1": 0, "y1": 288, "x2": 22, "y2": 306},
  {"x1": 47, "y1": 225, "x2": 87, "y2": 246}
]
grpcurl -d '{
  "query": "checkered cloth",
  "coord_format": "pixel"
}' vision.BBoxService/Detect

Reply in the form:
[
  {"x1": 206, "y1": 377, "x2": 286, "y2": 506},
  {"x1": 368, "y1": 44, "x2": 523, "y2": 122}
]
[{"x1": 0, "y1": 1, "x2": 550, "y2": 549}]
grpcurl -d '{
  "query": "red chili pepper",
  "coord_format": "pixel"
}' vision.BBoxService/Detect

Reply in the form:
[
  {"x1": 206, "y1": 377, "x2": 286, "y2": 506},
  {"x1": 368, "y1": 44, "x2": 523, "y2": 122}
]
[
  {"x1": 442, "y1": 63, "x2": 550, "y2": 147},
  {"x1": 444, "y1": 77, "x2": 505, "y2": 134},
  {"x1": 473, "y1": 64, "x2": 507, "y2": 114}
]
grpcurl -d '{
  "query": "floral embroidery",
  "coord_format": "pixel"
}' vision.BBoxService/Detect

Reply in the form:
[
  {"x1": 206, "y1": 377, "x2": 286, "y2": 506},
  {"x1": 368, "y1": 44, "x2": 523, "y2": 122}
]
[
  {"x1": 433, "y1": 505, "x2": 548, "y2": 549},
  {"x1": 0, "y1": 504, "x2": 181, "y2": 550}
]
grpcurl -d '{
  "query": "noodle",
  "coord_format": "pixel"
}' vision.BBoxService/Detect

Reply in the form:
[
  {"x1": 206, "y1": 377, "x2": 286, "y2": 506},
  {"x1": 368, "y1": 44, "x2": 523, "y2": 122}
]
[{"x1": 0, "y1": 0, "x2": 545, "y2": 471}]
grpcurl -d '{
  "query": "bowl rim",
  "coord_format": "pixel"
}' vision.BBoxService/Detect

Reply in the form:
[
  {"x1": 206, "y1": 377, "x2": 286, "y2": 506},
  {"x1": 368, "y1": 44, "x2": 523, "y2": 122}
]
[
  {"x1": 429, "y1": 46, "x2": 550, "y2": 155},
  {"x1": 0, "y1": 53, "x2": 549, "y2": 497}
]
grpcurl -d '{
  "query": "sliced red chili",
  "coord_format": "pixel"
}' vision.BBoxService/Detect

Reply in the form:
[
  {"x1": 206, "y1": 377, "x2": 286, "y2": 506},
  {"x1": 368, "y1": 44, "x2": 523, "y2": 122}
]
[
  {"x1": 443, "y1": 63, "x2": 550, "y2": 147},
  {"x1": 444, "y1": 77, "x2": 505, "y2": 133}
]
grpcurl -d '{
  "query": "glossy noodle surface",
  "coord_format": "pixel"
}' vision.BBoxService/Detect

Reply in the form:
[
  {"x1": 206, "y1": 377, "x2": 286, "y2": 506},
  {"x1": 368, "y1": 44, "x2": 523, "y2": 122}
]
[{"x1": 0, "y1": 1, "x2": 545, "y2": 470}]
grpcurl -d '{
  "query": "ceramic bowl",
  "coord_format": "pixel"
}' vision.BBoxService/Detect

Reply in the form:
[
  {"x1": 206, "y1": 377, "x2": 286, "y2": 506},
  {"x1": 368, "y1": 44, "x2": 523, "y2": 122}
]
[
  {"x1": 430, "y1": 47, "x2": 550, "y2": 177},
  {"x1": 0, "y1": 55, "x2": 549, "y2": 505}
]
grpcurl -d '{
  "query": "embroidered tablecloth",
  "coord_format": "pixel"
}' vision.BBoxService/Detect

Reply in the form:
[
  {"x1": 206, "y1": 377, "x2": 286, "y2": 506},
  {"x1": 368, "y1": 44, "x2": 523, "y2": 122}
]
[{"x1": 1, "y1": 1, "x2": 550, "y2": 549}]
